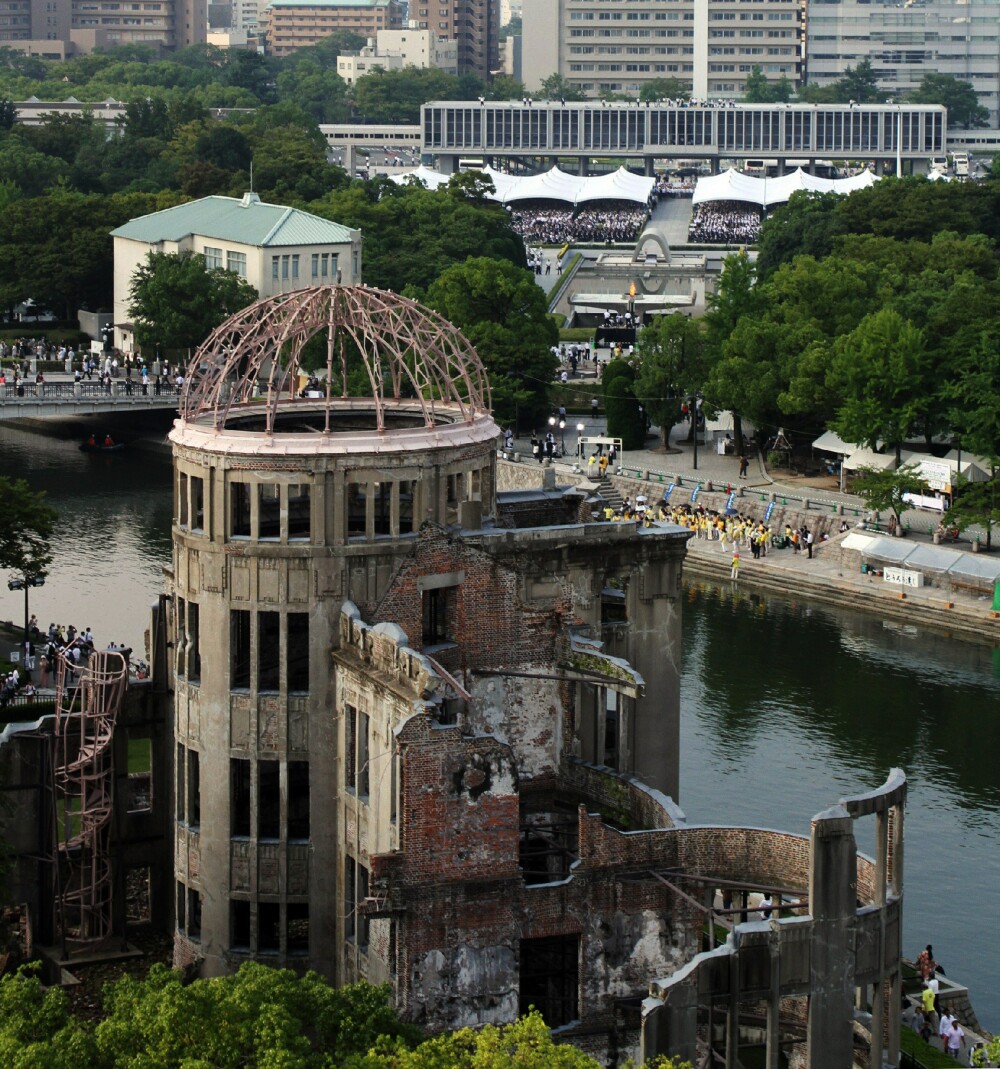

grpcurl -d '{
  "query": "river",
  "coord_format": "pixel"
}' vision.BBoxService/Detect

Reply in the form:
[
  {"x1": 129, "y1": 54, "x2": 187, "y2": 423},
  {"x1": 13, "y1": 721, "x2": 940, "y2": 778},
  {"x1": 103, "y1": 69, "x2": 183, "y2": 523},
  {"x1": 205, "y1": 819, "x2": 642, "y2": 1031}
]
[{"x1": 2, "y1": 424, "x2": 997, "y2": 1031}]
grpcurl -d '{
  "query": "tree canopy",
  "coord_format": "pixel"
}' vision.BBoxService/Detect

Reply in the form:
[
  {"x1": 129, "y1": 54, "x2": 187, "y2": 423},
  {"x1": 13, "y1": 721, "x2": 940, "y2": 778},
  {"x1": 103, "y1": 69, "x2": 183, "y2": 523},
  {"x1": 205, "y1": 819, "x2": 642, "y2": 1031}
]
[
  {"x1": 0, "y1": 964, "x2": 693, "y2": 1069},
  {"x1": 633, "y1": 313, "x2": 707, "y2": 447},
  {"x1": 128, "y1": 250, "x2": 258, "y2": 354},
  {"x1": 423, "y1": 256, "x2": 558, "y2": 429},
  {"x1": 0, "y1": 477, "x2": 56, "y2": 579},
  {"x1": 908, "y1": 73, "x2": 989, "y2": 129}
]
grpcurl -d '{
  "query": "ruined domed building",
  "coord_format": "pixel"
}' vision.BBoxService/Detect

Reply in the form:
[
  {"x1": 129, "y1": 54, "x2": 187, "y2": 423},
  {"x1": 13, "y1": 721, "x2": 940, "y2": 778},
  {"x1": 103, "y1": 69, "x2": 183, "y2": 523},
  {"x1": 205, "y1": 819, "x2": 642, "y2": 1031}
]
[{"x1": 0, "y1": 284, "x2": 905, "y2": 1069}]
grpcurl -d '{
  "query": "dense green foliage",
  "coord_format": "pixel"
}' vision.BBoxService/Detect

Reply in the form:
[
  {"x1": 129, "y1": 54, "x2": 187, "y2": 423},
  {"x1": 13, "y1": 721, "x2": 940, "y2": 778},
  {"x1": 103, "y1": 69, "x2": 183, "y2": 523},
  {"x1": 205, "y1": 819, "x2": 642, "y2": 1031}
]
[
  {"x1": 423, "y1": 256, "x2": 557, "y2": 428},
  {"x1": 632, "y1": 313, "x2": 707, "y2": 447},
  {"x1": 603, "y1": 359, "x2": 646, "y2": 449},
  {"x1": 128, "y1": 251, "x2": 259, "y2": 353},
  {"x1": 0, "y1": 964, "x2": 693, "y2": 1069},
  {"x1": 0, "y1": 476, "x2": 56, "y2": 579}
]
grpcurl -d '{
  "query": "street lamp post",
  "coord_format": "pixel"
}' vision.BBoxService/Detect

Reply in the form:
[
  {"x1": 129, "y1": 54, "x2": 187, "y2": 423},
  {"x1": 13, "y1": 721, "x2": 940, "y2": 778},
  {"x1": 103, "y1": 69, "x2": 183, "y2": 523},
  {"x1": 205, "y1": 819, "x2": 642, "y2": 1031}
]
[{"x1": 8, "y1": 573, "x2": 45, "y2": 680}]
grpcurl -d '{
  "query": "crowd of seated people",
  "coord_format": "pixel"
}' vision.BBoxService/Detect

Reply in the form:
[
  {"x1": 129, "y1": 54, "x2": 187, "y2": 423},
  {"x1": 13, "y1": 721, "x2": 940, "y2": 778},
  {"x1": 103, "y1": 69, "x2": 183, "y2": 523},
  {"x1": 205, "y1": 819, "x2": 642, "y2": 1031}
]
[
  {"x1": 688, "y1": 201, "x2": 762, "y2": 244},
  {"x1": 507, "y1": 202, "x2": 648, "y2": 244}
]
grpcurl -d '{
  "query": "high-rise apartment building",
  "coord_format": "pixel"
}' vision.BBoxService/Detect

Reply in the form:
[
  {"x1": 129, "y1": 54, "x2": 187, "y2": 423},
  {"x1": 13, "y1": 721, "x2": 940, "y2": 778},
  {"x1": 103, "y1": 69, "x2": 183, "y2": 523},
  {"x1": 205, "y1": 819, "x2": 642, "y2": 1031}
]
[
  {"x1": 806, "y1": 0, "x2": 1000, "y2": 127},
  {"x1": 0, "y1": 0, "x2": 206, "y2": 53},
  {"x1": 263, "y1": 0, "x2": 402, "y2": 57},
  {"x1": 408, "y1": 0, "x2": 499, "y2": 80},
  {"x1": 523, "y1": 0, "x2": 802, "y2": 99}
]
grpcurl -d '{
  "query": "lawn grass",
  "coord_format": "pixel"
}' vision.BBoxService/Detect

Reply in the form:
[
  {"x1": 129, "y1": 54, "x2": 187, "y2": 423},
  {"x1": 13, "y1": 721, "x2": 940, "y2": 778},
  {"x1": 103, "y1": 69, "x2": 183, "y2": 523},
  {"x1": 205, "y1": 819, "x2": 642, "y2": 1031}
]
[{"x1": 900, "y1": 1026, "x2": 955, "y2": 1068}]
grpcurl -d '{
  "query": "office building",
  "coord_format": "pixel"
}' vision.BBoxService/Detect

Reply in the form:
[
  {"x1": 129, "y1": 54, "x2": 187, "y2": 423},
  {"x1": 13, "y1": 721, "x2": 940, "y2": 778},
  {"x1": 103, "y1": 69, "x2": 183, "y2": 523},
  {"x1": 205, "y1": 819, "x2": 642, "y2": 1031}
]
[
  {"x1": 263, "y1": 0, "x2": 402, "y2": 58},
  {"x1": 523, "y1": 0, "x2": 802, "y2": 100},
  {"x1": 806, "y1": 0, "x2": 1000, "y2": 127}
]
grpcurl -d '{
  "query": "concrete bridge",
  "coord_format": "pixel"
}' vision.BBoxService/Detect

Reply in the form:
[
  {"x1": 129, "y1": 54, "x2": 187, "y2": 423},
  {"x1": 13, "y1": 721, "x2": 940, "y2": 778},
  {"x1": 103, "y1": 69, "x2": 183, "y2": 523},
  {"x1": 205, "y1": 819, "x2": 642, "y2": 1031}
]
[{"x1": 0, "y1": 381, "x2": 179, "y2": 421}]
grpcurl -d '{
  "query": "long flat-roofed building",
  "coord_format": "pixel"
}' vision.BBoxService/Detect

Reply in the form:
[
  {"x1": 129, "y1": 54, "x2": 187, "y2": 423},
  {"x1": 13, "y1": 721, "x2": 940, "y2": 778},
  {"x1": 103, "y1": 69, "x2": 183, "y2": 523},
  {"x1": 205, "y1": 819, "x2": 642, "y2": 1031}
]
[
  {"x1": 523, "y1": 0, "x2": 802, "y2": 100},
  {"x1": 264, "y1": 0, "x2": 402, "y2": 57}
]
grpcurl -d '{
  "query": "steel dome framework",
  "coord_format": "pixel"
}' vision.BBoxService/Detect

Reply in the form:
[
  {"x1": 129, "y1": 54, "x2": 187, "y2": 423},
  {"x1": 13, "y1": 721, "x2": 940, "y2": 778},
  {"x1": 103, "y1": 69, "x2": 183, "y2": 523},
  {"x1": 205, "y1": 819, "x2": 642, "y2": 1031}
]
[{"x1": 180, "y1": 285, "x2": 492, "y2": 434}]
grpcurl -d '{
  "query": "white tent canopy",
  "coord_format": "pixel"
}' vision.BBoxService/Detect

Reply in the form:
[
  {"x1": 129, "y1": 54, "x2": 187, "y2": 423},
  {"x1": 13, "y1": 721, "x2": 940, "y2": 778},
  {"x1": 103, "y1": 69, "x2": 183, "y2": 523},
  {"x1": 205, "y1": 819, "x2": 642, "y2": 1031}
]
[
  {"x1": 390, "y1": 163, "x2": 655, "y2": 207},
  {"x1": 692, "y1": 167, "x2": 879, "y2": 208}
]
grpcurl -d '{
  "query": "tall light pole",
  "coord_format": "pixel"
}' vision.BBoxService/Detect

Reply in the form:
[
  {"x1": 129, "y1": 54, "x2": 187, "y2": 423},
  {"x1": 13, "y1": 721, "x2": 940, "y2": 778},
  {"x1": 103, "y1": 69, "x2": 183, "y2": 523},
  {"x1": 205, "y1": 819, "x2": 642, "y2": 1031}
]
[
  {"x1": 689, "y1": 392, "x2": 703, "y2": 471},
  {"x1": 8, "y1": 572, "x2": 45, "y2": 680}
]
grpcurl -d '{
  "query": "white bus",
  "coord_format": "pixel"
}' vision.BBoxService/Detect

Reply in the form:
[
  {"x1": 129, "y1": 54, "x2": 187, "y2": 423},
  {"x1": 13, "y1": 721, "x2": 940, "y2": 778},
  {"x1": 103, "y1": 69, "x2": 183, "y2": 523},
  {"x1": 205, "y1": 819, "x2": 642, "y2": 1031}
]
[
  {"x1": 952, "y1": 152, "x2": 970, "y2": 177},
  {"x1": 458, "y1": 157, "x2": 486, "y2": 172}
]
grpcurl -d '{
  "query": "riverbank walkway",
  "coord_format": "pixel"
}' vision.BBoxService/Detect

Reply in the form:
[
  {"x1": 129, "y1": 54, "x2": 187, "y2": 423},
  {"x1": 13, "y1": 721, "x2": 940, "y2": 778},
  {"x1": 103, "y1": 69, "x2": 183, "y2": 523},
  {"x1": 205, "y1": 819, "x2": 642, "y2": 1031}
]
[
  {"x1": 0, "y1": 376, "x2": 179, "y2": 421},
  {"x1": 510, "y1": 404, "x2": 1000, "y2": 643}
]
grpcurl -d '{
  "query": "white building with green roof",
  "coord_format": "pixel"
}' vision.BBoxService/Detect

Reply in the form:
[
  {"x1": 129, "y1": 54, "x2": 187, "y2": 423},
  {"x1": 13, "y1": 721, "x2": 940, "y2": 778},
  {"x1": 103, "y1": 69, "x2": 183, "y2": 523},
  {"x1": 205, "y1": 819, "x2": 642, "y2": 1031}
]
[{"x1": 111, "y1": 192, "x2": 362, "y2": 351}]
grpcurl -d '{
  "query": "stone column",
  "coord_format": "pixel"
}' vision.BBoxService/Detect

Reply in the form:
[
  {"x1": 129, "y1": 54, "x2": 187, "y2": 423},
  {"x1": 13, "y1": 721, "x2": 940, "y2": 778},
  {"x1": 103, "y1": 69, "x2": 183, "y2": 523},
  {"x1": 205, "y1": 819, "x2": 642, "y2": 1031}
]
[{"x1": 806, "y1": 805, "x2": 857, "y2": 1069}]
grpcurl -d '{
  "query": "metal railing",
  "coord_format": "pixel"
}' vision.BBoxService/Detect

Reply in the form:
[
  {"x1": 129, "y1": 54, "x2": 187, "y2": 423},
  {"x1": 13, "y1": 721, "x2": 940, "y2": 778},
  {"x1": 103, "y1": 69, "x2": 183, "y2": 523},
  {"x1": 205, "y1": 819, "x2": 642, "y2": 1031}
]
[{"x1": 0, "y1": 381, "x2": 179, "y2": 403}]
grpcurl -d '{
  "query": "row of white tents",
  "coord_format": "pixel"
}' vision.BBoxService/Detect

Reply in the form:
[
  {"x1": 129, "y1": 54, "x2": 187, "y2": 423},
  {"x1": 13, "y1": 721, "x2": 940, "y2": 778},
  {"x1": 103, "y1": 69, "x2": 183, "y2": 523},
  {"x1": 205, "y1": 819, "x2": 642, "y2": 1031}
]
[
  {"x1": 813, "y1": 430, "x2": 991, "y2": 507},
  {"x1": 391, "y1": 164, "x2": 656, "y2": 206},
  {"x1": 692, "y1": 167, "x2": 879, "y2": 207}
]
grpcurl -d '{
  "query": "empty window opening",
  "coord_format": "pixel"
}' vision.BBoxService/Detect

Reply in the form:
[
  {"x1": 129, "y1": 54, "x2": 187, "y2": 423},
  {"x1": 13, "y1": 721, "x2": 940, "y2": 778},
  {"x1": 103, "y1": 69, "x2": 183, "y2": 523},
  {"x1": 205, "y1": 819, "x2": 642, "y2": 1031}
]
[
  {"x1": 176, "y1": 597, "x2": 186, "y2": 679},
  {"x1": 373, "y1": 482, "x2": 391, "y2": 535},
  {"x1": 230, "y1": 610, "x2": 251, "y2": 690},
  {"x1": 519, "y1": 806, "x2": 578, "y2": 885},
  {"x1": 258, "y1": 611, "x2": 280, "y2": 692},
  {"x1": 127, "y1": 737, "x2": 152, "y2": 813},
  {"x1": 231, "y1": 758, "x2": 251, "y2": 837},
  {"x1": 176, "y1": 880, "x2": 185, "y2": 932},
  {"x1": 287, "y1": 613, "x2": 309, "y2": 692},
  {"x1": 187, "y1": 887, "x2": 202, "y2": 939},
  {"x1": 187, "y1": 750, "x2": 200, "y2": 829},
  {"x1": 604, "y1": 692, "x2": 621, "y2": 771},
  {"x1": 187, "y1": 602, "x2": 200, "y2": 683},
  {"x1": 190, "y1": 476, "x2": 205, "y2": 532},
  {"x1": 259, "y1": 902, "x2": 280, "y2": 951},
  {"x1": 126, "y1": 866, "x2": 152, "y2": 923},
  {"x1": 258, "y1": 484, "x2": 280, "y2": 539},
  {"x1": 231, "y1": 901, "x2": 251, "y2": 949},
  {"x1": 422, "y1": 587, "x2": 452, "y2": 646},
  {"x1": 287, "y1": 903, "x2": 309, "y2": 953},
  {"x1": 399, "y1": 480, "x2": 415, "y2": 534},
  {"x1": 288, "y1": 761, "x2": 310, "y2": 840},
  {"x1": 178, "y1": 472, "x2": 189, "y2": 527},
  {"x1": 176, "y1": 743, "x2": 185, "y2": 822},
  {"x1": 288, "y1": 483, "x2": 310, "y2": 539},
  {"x1": 347, "y1": 482, "x2": 367, "y2": 535},
  {"x1": 258, "y1": 760, "x2": 280, "y2": 840},
  {"x1": 345, "y1": 855, "x2": 369, "y2": 947},
  {"x1": 230, "y1": 481, "x2": 251, "y2": 538},
  {"x1": 519, "y1": 934, "x2": 580, "y2": 1027}
]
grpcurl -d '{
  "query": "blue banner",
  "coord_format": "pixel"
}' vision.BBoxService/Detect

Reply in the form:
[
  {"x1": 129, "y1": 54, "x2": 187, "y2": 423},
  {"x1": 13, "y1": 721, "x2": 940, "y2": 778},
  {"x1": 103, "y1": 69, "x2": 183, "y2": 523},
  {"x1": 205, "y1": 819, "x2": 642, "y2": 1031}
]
[
  {"x1": 764, "y1": 501, "x2": 775, "y2": 522},
  {"x1": 664, "y1": 483, "x2": 674, "y2": 500},
  {"x1": 726, "y1": 491, "x2": 736, "y2": 511},
  {"x1": 690, "y1": 483, "x2": 702, "y2": 503}
]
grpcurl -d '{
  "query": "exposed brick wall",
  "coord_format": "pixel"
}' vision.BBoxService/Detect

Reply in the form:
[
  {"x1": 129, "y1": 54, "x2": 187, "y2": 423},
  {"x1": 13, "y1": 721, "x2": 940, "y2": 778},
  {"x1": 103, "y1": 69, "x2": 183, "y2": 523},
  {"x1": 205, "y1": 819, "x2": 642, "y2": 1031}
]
[{"x1": 372, "y1": 524, "x2": 570, "y2": 673}]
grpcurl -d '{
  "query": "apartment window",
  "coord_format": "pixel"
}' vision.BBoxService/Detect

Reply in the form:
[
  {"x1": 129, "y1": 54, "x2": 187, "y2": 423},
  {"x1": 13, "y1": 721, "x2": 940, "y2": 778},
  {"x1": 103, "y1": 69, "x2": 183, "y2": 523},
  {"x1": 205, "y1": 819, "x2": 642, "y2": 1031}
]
[
  {"x1": 258, "y1": 760, "x2": 280, "y2": 839},
  {"x1": 288, "y1": 761, "x2": 309, "y2": 839},
  {"x1": 287, "y1": 613, "x2": 309, "y2": 692},
  {"x1": 231, "y1": 610, "x2": 251, "y2": 689},
  {"x1": 203, "y1": 246, "x2": 222, "y2": 270},
  {"x1": 258, "y1": 611, "x2": 280, "y2": 692},
  {"x1": 231, "y1": 758, "x2": 251, "y2": 837},
  {"x1": 227, "y1": 250, "x2": 247, "y2": 277}
]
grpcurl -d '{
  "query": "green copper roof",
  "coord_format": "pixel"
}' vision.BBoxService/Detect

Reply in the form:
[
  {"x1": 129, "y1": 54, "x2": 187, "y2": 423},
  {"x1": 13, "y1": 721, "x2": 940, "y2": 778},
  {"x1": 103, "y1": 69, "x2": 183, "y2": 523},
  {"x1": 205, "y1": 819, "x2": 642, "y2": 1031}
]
[{"x1": 111, "y1": 194, "x2": 358, "y2": 248}]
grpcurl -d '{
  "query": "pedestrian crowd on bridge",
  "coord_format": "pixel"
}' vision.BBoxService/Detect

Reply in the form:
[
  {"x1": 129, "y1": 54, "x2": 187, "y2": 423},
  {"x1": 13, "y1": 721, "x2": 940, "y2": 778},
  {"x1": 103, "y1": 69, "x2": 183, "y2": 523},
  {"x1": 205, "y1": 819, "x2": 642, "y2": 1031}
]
[{"x1": 688, "y1": 201, "x2": 762, "y2": 244}]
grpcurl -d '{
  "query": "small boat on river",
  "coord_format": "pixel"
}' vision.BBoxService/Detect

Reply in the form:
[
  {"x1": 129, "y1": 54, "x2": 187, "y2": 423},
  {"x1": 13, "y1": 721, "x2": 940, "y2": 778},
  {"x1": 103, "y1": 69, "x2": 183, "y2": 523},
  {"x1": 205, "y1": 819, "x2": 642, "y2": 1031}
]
[{"x1": 79, "y1": 440, "x2": 125, "y2": 453}]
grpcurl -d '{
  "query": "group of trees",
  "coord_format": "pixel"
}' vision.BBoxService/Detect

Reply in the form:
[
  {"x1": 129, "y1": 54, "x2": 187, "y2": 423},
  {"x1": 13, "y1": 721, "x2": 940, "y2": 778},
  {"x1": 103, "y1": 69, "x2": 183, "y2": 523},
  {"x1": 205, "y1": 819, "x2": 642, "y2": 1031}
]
[
  {"x1": 0, "y1": 962, "x2": 689, "y2": 1069},
  {"x1": 603, "y1": 172, "x2": 1000, "y2": 542}
]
